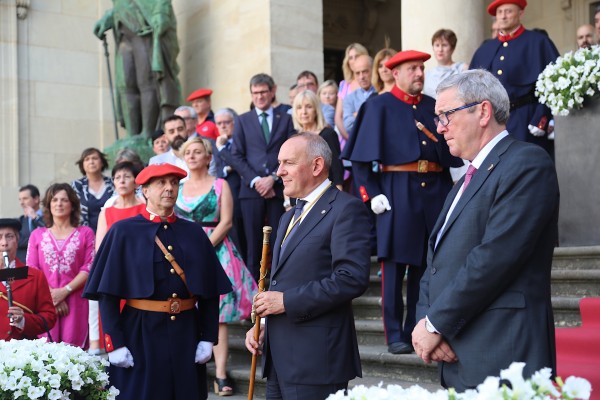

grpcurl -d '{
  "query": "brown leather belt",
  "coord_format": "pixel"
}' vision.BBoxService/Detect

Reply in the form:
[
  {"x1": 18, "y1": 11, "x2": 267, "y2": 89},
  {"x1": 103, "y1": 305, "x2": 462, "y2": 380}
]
[
  {"x1": 126, "y1": 297, "x2": 197, "y2": 315},
  {"x1": 381, "y1": 161, "x2": 443, "y2": 173}
]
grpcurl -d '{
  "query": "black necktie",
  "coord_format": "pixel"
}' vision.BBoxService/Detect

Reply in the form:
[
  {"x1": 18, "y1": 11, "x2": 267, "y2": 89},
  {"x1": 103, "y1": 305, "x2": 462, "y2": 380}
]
[{"x1": 281, "y1": 200, "x2": 307, "y2": 252}]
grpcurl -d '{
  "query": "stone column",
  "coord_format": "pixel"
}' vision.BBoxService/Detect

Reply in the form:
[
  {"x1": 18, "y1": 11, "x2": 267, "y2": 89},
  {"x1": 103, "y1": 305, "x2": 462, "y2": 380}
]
[
  {"x1": 174, "y1": 0, "x2": 323, "y2": 113},
  {"x1": 401, "y1": 0, "x2": 487, "y2": 70},
  {"x1": 0, "y1": 0, "x2": 20, "y2": 215}
]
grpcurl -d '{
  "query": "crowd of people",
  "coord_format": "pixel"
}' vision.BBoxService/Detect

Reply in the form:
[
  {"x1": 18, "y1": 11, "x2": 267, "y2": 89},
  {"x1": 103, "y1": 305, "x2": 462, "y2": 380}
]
[{"x1": 3, "y1": 1, "x2": 600, "y2": 399}]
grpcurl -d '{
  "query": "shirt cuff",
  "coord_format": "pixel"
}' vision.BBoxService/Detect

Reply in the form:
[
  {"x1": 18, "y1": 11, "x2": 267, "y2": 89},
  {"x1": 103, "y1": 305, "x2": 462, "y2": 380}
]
[
  {"x1": 425, "y1": 315, "x2": 440, "y2": 334},
  {"x1": 250, "y1": 176, "x2": 260, "y2": 188}
]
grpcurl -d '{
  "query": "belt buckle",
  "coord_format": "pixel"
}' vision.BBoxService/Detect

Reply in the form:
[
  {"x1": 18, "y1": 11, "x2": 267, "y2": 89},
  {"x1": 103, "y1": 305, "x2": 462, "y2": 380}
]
[
  {"x1": 417, "y1": 160, "x2": 429, "y2": 173},
  {"x1": 168, "y1": 298, "x2": 181, "y2": 314}
]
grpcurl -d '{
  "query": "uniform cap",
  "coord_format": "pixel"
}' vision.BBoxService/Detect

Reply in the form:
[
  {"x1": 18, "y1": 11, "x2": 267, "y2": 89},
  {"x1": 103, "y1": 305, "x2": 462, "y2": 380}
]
[
  {"x1": 0, "y1": 218, "x2": 21, "y2": 232},
  {"x1": 487, "y1": 0, "x2": 527, "y2": 16},
  {"x1": 135, "y1": 164, "x2": 187, "y2": 185},
  {"x1": 186, "y1": 88, "x2": 213, "y2": 102},
  {"x1": 385, "y1": 50, "x2": 431, "y2": 70}
]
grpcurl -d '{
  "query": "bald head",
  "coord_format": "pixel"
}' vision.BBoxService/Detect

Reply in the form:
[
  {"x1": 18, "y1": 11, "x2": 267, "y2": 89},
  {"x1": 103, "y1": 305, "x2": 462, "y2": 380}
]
[{"x1": 576, "y1": 24, "x2": 595, "y2": 49}]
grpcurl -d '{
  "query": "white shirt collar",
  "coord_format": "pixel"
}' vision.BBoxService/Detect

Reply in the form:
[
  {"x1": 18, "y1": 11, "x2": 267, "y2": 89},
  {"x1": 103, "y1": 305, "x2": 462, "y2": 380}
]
[
  {"x1": 298, "y1": 179, "x2": 331, "y2": 208},
  {"x1": 470, "y1": 130, "x2": 509, "y2": 169}
]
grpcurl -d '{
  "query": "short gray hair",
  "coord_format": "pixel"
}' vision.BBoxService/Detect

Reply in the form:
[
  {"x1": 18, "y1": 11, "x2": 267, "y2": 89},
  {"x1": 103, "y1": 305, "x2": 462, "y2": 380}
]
[
  {"x1": 291, "y1": 132, "x2": 332, "y2": 172},
  {"x1": 215, "y1": 108, "x2": 238, "y2": 120},
  {"x1": 175, "y1": 105, "x2": 198, "y2": 119},
  {"x1": 436, "y1": 69, "x2": 510, "y2": 125}
]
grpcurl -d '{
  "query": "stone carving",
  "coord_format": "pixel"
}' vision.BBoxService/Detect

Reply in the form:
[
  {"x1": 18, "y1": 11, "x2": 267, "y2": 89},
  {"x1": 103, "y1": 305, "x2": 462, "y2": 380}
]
[{"x1": 94, "y1": 0, "x2": 182, "y2": 137}]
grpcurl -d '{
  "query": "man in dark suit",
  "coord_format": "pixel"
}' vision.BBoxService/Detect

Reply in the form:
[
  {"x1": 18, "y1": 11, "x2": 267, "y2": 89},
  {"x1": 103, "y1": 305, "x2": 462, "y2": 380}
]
[
  {"x1": 413, "y1": 69, "x2": 559, "y2": 392},
  {"x1": 231, "y1": 73, "x2": 295, "y2": 281},
  {"x1": 245, "y1": 133, "x2": 371, "y2": 399},
  {"x1": 17, "y1": 185, "x2": 45, "y2": 262}
]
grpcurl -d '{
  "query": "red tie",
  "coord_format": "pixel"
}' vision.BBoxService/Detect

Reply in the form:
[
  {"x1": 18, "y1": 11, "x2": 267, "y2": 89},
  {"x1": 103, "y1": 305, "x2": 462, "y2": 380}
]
[{"x1": 462, "y1": 165, "x2": 477, "y2": 192}]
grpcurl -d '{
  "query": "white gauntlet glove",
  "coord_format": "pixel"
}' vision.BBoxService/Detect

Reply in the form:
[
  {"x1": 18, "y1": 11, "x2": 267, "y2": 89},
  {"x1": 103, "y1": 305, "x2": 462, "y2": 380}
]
[
  {"x1": 371, "y1": 194, "x2": 391, "y2": 214},
  {"x1": 108, "y1": 346, "x2": 134, "y2": 368},
  {"x1": 195, "y1": 341, "x2": 213, "y2": 364},
  {"x1": 528, "y1": 124, "x2": 546, "y2": 137}
]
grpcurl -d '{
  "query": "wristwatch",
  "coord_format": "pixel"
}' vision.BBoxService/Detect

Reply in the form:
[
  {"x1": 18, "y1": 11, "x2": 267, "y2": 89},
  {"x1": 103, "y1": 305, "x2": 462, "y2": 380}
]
[
  {"x1": 425, "y1": 319, "x2": 438, "y2": 334},
  {"x1": 271, "y1": 173, "x2": 281, "y2": 183}
]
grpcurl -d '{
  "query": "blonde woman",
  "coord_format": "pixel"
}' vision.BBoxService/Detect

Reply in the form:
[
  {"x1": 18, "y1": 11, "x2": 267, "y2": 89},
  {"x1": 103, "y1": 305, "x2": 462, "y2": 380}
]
[
  {"x1": 292, "y1": 91, "x2": 343, "y2": 189},
  {"x1": 335, "y1": 43, "x2": 369, "y2": 140},
  {"x1": 318, "y1": 80, "x2": 339, "y2": 108}
]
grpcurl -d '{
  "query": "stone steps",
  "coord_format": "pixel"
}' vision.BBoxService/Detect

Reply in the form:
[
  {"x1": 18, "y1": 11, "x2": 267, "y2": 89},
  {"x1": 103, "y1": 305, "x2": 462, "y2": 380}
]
[{"x1": 212, "y1": 246, "x2": 600, "y2": 397}]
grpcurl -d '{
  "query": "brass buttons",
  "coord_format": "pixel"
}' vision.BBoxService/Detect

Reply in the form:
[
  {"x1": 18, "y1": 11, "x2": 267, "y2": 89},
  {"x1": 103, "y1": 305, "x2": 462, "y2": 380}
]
[
  {"x1": 421, "y1": 182, "x2": 426, "y2": 188},
  {"x1": 503, "y1": 42, "x2": 508, "y2": 47},
  {"x1": 167, "y1": 245, "x2": 173, "y2": 251},
  {"x1": 170, "y1": 268, "x2": 176, "y2": 274},
  {"x1": 163, "y1": 225, "x2": 168, "y2": 230},
  {"x1": 412, "y1": 105, "x2": 417, "y2": 110},
  {"x1": 500, "y1": 55, "x2": 505, "y2": 61},
  {"x1": 497, "y1": 70, "x2": 503, "y2": 75},
  {"x1": 172, "y1": 293, "x2": 178, "y2": 298},
  {"x1": 421, "y1": 141, "x2": 427, "y2": 146},
  {"x1": 171, "y1": 316, "x2": 176, "y2": 321}
]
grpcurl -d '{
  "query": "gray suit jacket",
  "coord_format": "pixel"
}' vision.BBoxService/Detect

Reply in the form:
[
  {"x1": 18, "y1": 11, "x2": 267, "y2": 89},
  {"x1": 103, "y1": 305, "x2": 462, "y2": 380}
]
[
  {"x1": 417, "y1": 135, "x2": 559, "y2": 391},
  {"x1": 262, "y1": 186, "x2": 371, "y2": 385}
]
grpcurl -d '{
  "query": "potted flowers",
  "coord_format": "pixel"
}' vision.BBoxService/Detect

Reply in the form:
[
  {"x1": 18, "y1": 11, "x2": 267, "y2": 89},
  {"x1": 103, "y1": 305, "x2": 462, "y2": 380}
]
[
  {"x1": 0, "y1": 339, "x2": 119, "y2": 400},
  {"x1": 327, "y1": 362, "x2": 592, "y2": 399},
  {"x1": 535, "y1": 44, "x2": 600, "y2": 247},
  {"x1": 535, "y1": 45, "x2": 600, "y2": 116}
]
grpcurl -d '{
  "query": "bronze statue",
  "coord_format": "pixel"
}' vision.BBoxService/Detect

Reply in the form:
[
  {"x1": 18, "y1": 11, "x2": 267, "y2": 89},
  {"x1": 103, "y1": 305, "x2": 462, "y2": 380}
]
[{"x1": 94, "y1": 0, "x2": 182, "y2": 138}]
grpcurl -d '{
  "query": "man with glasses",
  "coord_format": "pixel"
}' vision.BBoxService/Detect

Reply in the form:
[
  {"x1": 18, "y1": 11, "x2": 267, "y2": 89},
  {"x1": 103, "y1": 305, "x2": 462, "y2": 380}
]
[
  {"x1": 231, "y1": 73, "x2": 295, "y2": 281},
  {"x1": 470, "y1": 0, "x2": 559, "y2": 157},
  {"x1": 342, "y1": 50, "x2": 462, "y2": 355},
  {"x1": 294, "y1": 71, "x2": 335, "y2": 126},
  {"x1": 412, "y1": 69, "x2": 558, "y2": 391},
  {"x1": 0, "y1": 218, "x2": 56, "y2": 340}
]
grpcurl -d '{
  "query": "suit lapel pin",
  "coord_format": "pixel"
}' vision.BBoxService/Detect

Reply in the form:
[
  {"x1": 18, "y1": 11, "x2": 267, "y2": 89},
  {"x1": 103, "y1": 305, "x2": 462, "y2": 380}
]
[
  {"x1": 487, "y1": 163, "x2": 494, "y2": 171},
  {"x1": 321, "y1": 210, "x2": 326, "y2": 214}
]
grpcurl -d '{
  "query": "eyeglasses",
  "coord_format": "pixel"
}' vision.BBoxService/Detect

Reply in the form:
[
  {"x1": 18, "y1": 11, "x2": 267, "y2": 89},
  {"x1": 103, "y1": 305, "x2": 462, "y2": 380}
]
[
  {"x1": 0, "y1": 234, "x2": 17, "y2": 241},
  {"x1": 434, "y1": 102, "x2": 481, "y2": 127},
  {"x1": 251, "y1": 90, "x2": 271, "y2": 97}
]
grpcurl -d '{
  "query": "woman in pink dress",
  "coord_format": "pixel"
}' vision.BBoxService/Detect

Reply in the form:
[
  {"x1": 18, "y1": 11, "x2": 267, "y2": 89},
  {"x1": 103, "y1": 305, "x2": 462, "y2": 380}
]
[
  {"x1": 88, "y1": 161, "x2": 145, "y2": 353},
  {"x1": 27, "y1": 183, "x2": 95, "y2": 347}
]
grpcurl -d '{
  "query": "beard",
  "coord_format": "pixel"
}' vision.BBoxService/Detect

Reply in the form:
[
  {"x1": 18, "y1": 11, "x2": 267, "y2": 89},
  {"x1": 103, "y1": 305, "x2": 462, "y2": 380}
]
[{"x1": 170, "y1": 136, "x2": 186, "y2": 151}]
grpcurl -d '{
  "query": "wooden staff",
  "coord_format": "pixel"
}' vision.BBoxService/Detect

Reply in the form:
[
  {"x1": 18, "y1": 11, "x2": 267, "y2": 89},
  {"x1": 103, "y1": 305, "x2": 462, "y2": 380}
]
[{"x1": 248, "y1": 226, "x2": 272, "y2": 400}]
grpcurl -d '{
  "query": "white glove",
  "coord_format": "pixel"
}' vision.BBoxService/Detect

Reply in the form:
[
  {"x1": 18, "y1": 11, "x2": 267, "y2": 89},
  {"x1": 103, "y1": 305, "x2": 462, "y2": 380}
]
[
  {"x1": 547, "y1": 119, "x2": 555, "y2": 140},
  {"x1": 195, "y1": 341, "x2": 213, "y2": 364},
  {"x1": 108, "y1": 346, "x2": 134, "y2": 368},
  {"x1": 528, "y1": 124, "x2": 546, "y2": 137},
  {"x1": 371, "y1": 194, "x2": 391, "y2": 215}
]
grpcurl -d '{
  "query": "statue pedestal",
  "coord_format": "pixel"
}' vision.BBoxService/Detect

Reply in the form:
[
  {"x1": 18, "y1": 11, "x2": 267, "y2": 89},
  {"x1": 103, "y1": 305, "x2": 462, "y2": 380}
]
[{"x1": 555, "y1": 99, "x2": 600, "y2": 246}]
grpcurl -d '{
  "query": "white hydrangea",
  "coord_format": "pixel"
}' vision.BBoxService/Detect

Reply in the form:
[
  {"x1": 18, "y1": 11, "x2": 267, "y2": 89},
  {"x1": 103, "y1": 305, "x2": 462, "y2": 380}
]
[
  {"x1": 0, "y1": 339, "x2": 119, "y2": 399},
  {"x1": 327, "y1": 362, "x2": 592, "y2": 400},
  {"x1": 536, "y1": 44, "x2": 600, "y2": 115}
]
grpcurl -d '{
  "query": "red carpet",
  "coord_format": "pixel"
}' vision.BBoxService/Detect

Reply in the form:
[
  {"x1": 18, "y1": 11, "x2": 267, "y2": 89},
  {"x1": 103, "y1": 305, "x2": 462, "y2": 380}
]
[{"x1": 556, "y1": 297, "x2": 600, "y2": 400}]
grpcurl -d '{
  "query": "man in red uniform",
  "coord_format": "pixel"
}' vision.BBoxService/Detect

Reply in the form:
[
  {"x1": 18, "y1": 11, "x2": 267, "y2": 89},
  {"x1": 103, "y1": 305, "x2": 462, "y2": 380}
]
[
  {"x1": 0, "y1": 218, "x2": 56, "y2": 340},
  {"x1": 187, "y1": 88, "x2": 219, "y2": 140}
]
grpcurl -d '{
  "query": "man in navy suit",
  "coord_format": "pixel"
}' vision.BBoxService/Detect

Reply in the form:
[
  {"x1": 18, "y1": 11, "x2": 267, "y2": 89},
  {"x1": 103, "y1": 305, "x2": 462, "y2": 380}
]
[
  {"x1": 246, "y1": 133, "x2": 371, "y2": 400},
  {"x1": 231, "y1": 73, "x2": 295, "y2": 281},
  {"x1": 413, "y1": 69, "x2": 558, "y2": 392}
]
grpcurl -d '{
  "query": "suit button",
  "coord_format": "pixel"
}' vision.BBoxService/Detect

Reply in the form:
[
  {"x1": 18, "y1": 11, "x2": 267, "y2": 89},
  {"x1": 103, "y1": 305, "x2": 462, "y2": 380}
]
[
  {"x1": 163, "y1": 225, "x2": 168, "y2": 230},
  {"x1": 271, "y1": 280, "x2": 277, "y2": 286},
  {"x1": 497, "y1": 69, "x2": 503, "y2": 75},
  {"x1": 421, "y1": 182, "x2": 426, "y2": 187},
  {"x1": 503, "y1": 42, "x2": 508, "y2": 47},
  {"x1": 172, "y1": 293, "x2": 178, "y2": 298},
  {"x1": 432, "y1": 267, "x2": 437, "y2": 274},
  {"x1": 171, "y1": 316, "x2": 176, "y2": 321},
  {"x1": 500, "y1": 55, "x2": 505, "y2": 61},
  {"x1": 421, "y1": 140, "x2": 427, "y2": 146},
  {"x1": 412, "y1": 105, "x2": 417, "y2": 110},
  {"x1": 170, "y1": 268, "x2": 176, "y2": 274}
]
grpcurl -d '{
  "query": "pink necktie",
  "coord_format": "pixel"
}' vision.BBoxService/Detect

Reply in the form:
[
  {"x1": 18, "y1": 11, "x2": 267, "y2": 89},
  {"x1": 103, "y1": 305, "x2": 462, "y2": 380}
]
[{"x1": 462, "y1": 165, "x2": 477, "y2": 192}]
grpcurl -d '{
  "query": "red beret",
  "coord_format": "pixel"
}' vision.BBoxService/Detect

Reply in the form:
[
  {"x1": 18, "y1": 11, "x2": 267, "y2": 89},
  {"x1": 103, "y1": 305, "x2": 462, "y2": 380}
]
[
  {"x1": 186, "y1": 88, "x2": 213, "y2": 102},
  {"x1": 487, "y1": 0, "x2": 527, "y2": 15},
  {"x1": 385, "y1": 50, "x2": 431, "y2": 70},
  {"x1": 135, "y1": 164, "x2": 187, "y2": 185}
]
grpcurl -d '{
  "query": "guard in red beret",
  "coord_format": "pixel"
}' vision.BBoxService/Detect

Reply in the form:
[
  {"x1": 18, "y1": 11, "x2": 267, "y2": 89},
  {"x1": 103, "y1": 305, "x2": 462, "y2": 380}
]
[
  {"x1": 84, "y1": 155, "x2": 231, "y2": 399},
  {"x1": 187, "y1": 88, "x2": 219, "y2": 140},
  {"x1": 342, "y1": 50, "x2": 462, "y2": 355},
  {"x1": 470, "y1": 0, "x2": 558, "y2": 157}
]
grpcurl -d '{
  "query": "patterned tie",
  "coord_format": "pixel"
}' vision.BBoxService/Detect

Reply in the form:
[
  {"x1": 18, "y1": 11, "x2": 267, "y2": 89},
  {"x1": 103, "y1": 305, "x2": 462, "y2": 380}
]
[
  {"x1": 462, "y1": 165, "x2": 478, "y2": 192},
  {"x1": 281, "y1": 200, "x2": 307, "y2": 252},
  {"x1": 261, "y1": 112, "x2": 270, "y2": 142}
]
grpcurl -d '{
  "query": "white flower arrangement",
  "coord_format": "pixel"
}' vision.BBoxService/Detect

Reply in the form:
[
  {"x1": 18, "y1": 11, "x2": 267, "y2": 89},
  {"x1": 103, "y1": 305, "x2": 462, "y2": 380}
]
[
  {"x1": 328, "y1": 362, "x2": 592, "y2": 400},
  {"x1": 535, "y1": 45, "x2": 600, "y2": 116},
  {"x1": 0, "y1": 339, "x2": 119, "y2": 400}
]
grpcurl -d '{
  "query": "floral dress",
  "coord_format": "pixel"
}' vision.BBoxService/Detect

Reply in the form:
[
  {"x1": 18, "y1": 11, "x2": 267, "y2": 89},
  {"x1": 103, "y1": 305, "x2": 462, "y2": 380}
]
[
  {"x1": 175, "y1": 178, "x2": 257, "y2": 322},
  {"x1": 26, "y1": 226, "x2": 95, "y2": 347}
]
